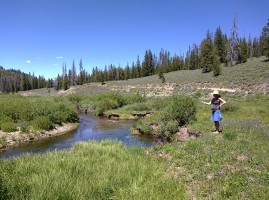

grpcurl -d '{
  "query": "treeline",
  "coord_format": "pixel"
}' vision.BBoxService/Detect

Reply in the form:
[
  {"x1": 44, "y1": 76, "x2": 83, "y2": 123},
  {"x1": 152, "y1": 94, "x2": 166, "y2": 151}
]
[
  {"x1": 0, "y1": 67, "x2": 52, "y2": 93},
  {"x1": 1, "y1": 17, "x2": 269, "y2": 93},
  {"x1": 54, "y1": 16, "x2": 268, "y2": 90}
]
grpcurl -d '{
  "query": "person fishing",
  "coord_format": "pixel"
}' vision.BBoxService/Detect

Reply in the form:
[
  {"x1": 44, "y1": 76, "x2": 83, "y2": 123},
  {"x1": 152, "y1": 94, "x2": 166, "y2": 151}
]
[{"x1": 202, "y1": 90, "x2": 226, "y2": 133}]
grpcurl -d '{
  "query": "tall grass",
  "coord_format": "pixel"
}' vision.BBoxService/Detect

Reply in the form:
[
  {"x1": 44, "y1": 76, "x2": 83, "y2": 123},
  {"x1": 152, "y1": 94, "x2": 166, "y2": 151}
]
[{"x1": 0, "y1": 141, "x2": 186, "y2": 199}]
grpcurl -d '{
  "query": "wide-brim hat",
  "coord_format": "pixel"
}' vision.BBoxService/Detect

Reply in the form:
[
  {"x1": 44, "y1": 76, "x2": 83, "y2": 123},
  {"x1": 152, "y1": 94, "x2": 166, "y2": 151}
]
[{"x1": 212, "y1": 90, "x2": 219, "y2": 95}]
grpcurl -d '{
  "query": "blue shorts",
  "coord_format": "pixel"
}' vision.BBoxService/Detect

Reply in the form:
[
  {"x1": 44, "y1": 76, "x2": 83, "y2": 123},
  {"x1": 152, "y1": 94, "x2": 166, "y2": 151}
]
[{"x1": 210, "y1": 110, "x2": 222, "y2": 121}]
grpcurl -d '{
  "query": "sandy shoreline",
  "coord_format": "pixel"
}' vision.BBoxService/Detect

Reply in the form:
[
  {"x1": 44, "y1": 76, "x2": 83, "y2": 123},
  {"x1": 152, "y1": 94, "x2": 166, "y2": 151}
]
[{"x1": 0, "y1": 123, "x2": 78, "y2": 152}]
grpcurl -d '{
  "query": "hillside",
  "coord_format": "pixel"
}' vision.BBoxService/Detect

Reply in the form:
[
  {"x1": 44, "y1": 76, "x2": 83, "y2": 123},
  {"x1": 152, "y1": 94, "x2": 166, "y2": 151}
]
[{"x1": 20, "y1": 56, "x2": 269, "y2": 97}]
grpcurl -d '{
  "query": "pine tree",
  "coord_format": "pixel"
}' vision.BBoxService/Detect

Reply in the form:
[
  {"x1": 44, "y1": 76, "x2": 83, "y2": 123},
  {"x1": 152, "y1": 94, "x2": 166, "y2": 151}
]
[
  {"x1": 71, "y1": 60, "x2": 77, "y2": 86},
  {"x1": 214, "y1": 26, "x2": 226, "y2": 63},
  {"x1": 239, "y1": 37, "x2": 248, "y2": 63},
  {"x1": 189, "y1": 44, "x2": 199, "y2": 70},
  {"x1": 62, "y1": 62, "x2": 67, "y2": 90},
  {"x1": 200, "y1": 31, "x2": 215, "y2": 73},
  {"x1": 260, "y1": 18, "x2": 269, "y2": 58},
  {"x1": 141, "y1": 50, "x2": 154, "y2": 77},
  {"x1": 131, "y1": 62, "x2": 136, "y2": 79},
  {"x1": 184, "y1": 46, "x2": 191, "y2": 70},
  {"x1": 78, "y1": 59, "x2": 85, "y2": 85},
  {"x1": 104, "y1": 66, "x2": 108, "y2": 81},
  {"x1": 212, "y1": 49, "x2": 221, "y2": 76},
  {"x1": 124, "y1": 63, "x2": 130, "y2": 80},
  {"x1": 247, "y1": 35, "x2": 253, "y2": 58},
  {"x1": 253, "y1": 37, "x2": 261, "y2": 57},
  {"x1": 136, "y1": 56, "x2": 141, "y2": 78}
]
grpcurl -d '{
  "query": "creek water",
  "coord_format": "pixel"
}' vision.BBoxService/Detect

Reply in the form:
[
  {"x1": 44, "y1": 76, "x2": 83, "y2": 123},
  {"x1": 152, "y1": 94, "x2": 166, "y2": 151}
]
[{"x1": 0, "y1": 114, "x2": 154, "y2": 159}]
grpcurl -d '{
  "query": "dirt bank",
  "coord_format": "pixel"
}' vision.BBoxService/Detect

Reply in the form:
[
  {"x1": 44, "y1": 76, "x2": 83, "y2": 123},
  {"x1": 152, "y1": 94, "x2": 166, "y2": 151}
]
[{"x1": 0, "y1": 123, "x2": 78, "y2": 152}]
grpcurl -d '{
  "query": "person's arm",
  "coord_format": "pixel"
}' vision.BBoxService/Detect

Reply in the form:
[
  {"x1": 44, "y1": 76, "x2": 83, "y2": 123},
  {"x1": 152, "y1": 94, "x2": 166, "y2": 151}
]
[
  {"x1": 219, "y1": 98, "x2": 226, "y2": 107},
  {"x1": 202, "y1": 101, "x2": 211, "y2": 105}
]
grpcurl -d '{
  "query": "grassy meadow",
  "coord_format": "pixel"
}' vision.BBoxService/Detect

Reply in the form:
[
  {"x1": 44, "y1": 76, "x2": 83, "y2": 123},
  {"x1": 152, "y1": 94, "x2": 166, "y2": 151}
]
[
  {"x1": 0, "y1": 141, "x2": 186, "y2": 200},
  {"x1": 1, "y1": 57, "x2": 269, "y2": 199}
]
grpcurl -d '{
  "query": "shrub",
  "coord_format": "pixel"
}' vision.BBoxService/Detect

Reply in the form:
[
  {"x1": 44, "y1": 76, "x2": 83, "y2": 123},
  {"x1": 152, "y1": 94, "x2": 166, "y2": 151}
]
[
  {"x1": 50, "y1": 111, "x2": 67, "y2": 125},
  {"x1": 151, "y1": 98, "x2": 166, "y2": 110},
  {"x1": 0, "y1": 116, "x2": 13, "y2": 130},
  {"x1": 66, "y1": 93, "x2": 85, "y2": 104},
  {"x1": 20, "y1": 121, "x2": 30, "y2": 133},
  {"x1": 0, "y1": 95, "x2": 79, "y2": 128},
  {"x1": 125, "y1": 102, "x2": 151, "y2": 111},
  {"x1": 31, "y1": 116, "x2": 54, "y2": 131},
  {"x1": 95, "y1": 99, "x2": 119, "y2": 115},
  {"x1": 1, "y1": 122, "x2": 18, "y2": 132},
  {"x1": 96, "y1": 93, "x2": 126, "y2": 107},
  {"x1": 160, "y1": 95, "x2": 197, "y2": 126},
  {"x1": 124, "y1": 94, "x2": 145, "y2": 104},
  {"x1": 65, "y1": 111, "x2": 79, "y2": 123},
  {"x1": 159, "y1": 121, "x2": 178, "y2": 137}
]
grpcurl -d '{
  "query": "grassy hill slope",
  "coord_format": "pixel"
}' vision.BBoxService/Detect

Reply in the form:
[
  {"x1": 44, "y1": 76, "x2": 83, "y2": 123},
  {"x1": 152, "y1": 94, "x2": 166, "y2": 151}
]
[{"x1": 20, "y1": 56, "x2": 269, "y2": 97}]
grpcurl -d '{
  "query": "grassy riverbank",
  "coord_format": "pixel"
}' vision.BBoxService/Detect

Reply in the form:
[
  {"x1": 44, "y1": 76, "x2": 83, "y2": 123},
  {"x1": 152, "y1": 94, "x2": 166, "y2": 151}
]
[
  {"x1": 0, "y1": 141, "x2": 185, "y2": 200},
  {"x1": 0, "y1": 94, "x2": 79, "y2": 150}
]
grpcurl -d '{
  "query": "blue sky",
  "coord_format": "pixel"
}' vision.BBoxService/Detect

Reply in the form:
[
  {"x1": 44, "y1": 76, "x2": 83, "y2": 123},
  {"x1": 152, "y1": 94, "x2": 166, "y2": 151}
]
[{"x1": 0, "y1": 0, "x2": 268, "y2": 79}]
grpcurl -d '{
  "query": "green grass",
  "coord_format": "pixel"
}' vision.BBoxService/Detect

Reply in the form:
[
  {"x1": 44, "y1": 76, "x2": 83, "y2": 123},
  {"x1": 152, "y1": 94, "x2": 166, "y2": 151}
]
[{"x1": 0, "y1": 141, "x2": 185, "y2": 200}]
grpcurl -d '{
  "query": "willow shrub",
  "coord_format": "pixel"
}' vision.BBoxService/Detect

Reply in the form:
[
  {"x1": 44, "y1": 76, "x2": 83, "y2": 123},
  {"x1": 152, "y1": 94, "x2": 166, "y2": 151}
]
[
  {"x1": 31, "y1": 116, "x2": 54, "y2": 131},
  {"x1": 89, "y1": 93, "x2": 146, "y2": 115},
  {"x1": 160, "y1": 95, "x2": 197, "y2": 126},
  {"x1": 1, "y1": 122, "x2": 18, "y2": 133},
  {"x1": 0, "y1": 95, "x2": 78, "y2": 132},
  {"x1": 155, "y1": 95, "x2": 197, "y2": 138}
]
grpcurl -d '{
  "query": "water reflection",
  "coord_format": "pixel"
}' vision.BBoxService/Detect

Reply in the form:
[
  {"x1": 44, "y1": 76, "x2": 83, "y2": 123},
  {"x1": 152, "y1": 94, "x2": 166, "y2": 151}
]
[{"x1": 0, "y1": 114, "x2": 154, "y2": 159}]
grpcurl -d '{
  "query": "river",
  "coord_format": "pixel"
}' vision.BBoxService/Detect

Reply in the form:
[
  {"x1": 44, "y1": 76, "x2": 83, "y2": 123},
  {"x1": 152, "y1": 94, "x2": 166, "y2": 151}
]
[{"x1": 0, "y1": 114, "x2": 154, "y2": 159}]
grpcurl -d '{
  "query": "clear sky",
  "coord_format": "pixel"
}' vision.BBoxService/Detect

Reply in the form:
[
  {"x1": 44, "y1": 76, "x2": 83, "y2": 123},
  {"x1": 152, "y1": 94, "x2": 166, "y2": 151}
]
[{"x1": 0, "y1": 0, "x2": 268, "y2": 79}]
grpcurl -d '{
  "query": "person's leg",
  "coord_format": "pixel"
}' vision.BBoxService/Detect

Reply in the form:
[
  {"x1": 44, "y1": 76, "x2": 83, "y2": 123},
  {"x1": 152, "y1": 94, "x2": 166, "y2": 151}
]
[{"x1": 214, "y1": 121, "x2": 220, "y2": 132}]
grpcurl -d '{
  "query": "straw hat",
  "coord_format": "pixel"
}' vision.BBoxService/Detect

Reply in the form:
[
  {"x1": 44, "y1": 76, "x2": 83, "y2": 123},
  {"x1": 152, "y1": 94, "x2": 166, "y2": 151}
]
[{"x1": 212, "y1": 90, "x2": 219, "y2": 95}]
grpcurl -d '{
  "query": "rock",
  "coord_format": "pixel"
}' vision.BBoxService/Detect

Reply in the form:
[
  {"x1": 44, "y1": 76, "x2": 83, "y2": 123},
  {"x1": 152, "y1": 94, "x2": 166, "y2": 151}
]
[
  {"x1": 176, "y1": 126, "x2": 201, "y2": 142},
  {"x1": 149, "y1": 122, "x2": 158, "y2": 129},
  {"x1": 176, "y1": 126, "x2": 189, "y2": 141}
]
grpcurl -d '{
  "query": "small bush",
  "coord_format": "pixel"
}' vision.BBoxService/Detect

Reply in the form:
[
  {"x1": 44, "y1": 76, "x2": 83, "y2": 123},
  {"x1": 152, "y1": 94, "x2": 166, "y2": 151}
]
[
  {"x1": 96, "y1": 93, "x2": 126, "y2": 107},
  {"x1": 0, "y1": 116, "x2": 13, "y2": 130},
  {"x1": 65, "y1": 111, "x2": 79, "y2": 123},
  {"x1": 20, "y1": 122, "x2": 30, "y2": 133},
  {"x1": 31, "y1": 116, "x2": 54, "y2": 131},
  {"x1": 159, "y1": 121, "x2": 178, "y2": 136},
  {"x1": 1, "y1": 122, "x2": 17, "y2": 132},
  {"x1": 66, "y1": 93, "x2": 85, "y2": 104},
  {"x1": 160, "y1": 95, "x2": 197, "y2": 126},
  {"x1": 96, "y1": 99, "x2": 119, "y2": 115}
]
